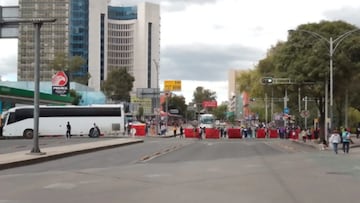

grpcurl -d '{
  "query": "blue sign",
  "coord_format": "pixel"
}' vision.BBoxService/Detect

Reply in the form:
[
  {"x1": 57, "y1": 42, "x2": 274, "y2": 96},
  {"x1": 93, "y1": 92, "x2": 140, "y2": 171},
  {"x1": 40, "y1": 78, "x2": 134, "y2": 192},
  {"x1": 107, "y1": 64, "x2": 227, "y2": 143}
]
[{"x1": 284, "y1": 107, "x2": 289, "y2": 114}]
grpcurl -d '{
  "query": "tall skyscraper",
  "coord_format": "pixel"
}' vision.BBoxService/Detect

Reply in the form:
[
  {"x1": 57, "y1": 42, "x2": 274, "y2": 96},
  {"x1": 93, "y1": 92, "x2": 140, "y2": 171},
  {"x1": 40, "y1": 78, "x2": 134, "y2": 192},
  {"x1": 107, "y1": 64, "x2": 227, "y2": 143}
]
[{"x1": 18, "y1": 0, "x2": 160, "y2": 93}]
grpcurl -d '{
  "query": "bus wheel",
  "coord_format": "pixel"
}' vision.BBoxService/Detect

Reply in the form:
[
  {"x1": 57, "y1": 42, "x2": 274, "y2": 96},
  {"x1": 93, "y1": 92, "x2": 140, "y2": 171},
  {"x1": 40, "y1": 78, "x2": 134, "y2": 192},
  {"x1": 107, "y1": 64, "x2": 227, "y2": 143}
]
[
  {"x1": 23, "y1": 129, "x2": 34, "y2": 139},
  {"x1": 88, "y1": 128, "x2": 100, "y2": 138}
]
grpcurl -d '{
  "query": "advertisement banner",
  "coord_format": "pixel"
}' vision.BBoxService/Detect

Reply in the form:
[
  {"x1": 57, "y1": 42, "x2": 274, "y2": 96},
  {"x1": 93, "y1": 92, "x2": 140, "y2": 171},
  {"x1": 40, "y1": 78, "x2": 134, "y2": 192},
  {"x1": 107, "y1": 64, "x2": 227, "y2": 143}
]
[
  {"x1": 202, "y1": 100, "x2": 217, "y2": 108},
  {"x1": 52, "y1": 71, "x2": 69, "y2": 96}
]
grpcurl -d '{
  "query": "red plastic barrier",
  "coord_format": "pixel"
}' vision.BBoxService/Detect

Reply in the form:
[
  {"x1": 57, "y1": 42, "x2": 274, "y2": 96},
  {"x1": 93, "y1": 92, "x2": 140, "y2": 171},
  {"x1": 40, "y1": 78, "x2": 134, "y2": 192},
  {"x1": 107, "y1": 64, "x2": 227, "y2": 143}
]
[
  {"x1": 290, "y1": 130, "x2": 299, "y2": 139},
  {"x1": 205, "y1": 128, "x2": 220, "y2": 139},
  {"x1": 269, "y1": 129, "x2": 278, "y2": 138},
  {"x1": 257, "y1": 128, "x2": 266, "y2": 138},
  {"x1": 185, "y1": 128, "x2": 199, "y2": 138},
  {"x1": 132, "y1": 124, "x2": 146, "y2": 136},
  {"x1": 227, "y1": 128, "x2": 242, "y2": 139}
]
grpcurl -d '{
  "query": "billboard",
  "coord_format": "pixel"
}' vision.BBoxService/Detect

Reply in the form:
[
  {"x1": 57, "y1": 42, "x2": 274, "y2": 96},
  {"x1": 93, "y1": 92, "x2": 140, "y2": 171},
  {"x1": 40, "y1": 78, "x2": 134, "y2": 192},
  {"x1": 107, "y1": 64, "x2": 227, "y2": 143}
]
[
  {"x1": 52, "y1": 71, "x2": 70, "y2": 96},
  {"x1": 202, "y1": 100, "x2": 217, "y2": 108}
]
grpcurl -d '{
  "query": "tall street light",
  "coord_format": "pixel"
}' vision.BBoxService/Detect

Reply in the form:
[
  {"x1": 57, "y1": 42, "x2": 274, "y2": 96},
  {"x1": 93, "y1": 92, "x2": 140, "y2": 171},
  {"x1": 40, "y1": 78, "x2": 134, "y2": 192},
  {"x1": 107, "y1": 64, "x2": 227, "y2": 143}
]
[
  {"x1": 152, "y1": 59, "x2": 160, "y2": 135},
  {"x1": 289, "y1": 28, "x2": 360, "y2": 133}
]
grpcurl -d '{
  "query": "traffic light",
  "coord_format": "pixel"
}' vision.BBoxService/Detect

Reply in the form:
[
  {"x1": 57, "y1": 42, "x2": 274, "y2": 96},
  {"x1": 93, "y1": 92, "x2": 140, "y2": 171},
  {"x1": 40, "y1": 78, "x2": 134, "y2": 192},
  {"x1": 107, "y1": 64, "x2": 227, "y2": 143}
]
[{"x1": 261, "y1": 77, "x2": 273, "y2": 84}]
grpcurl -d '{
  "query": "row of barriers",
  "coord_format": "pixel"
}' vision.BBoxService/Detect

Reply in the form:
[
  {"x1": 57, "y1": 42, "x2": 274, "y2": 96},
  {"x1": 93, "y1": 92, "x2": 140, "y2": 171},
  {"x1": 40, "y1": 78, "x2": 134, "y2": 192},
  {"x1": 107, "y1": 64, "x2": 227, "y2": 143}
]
[
  {"x1": 182, "y1": 128, "x2": 300, "y2": 139},
  {"x1": 130, "y1": 125, "x2": 301, "y2": 140}
]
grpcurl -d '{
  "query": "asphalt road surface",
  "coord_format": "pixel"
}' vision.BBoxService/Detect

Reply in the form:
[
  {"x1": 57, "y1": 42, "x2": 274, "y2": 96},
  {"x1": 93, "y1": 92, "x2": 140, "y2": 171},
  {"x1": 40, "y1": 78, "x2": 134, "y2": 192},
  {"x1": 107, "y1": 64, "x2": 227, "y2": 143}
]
[{"x1": 1, "y1": 138, "x2": 360, "y2": 203}]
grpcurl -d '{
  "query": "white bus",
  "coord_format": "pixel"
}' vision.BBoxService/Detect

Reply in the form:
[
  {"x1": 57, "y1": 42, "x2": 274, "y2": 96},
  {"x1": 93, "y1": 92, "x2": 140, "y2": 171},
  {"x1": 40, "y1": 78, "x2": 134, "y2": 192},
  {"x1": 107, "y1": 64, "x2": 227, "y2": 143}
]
[
  {"x1": 1, "y1": 104, "x2": 125, "y2": 139},
  {"x1": 199, "y1": 114, "x2": 216, "y2": 129}
]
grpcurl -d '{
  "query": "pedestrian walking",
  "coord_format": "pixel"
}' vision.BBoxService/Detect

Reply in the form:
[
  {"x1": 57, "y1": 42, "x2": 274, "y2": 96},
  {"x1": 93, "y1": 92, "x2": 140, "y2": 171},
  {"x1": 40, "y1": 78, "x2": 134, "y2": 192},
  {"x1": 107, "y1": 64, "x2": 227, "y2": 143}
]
[
  {"x1": 356, "y1": 123, "x2": 360, "y2": 139},
  {"x1": 66, "y1": 121, "x2": 71, "y2": 139},
  {"x1": 329, "y1": 129, "x2": 341, "y2": 154},
  {"x1": 342, "y1": 128, "x2": 351, "y2": 154},
  {"x1": 179, "y1": 125, "x2": 184, "y2": 138},
  {"x1": 173, "y1": 125, "x2": 177, "y2": 137}
]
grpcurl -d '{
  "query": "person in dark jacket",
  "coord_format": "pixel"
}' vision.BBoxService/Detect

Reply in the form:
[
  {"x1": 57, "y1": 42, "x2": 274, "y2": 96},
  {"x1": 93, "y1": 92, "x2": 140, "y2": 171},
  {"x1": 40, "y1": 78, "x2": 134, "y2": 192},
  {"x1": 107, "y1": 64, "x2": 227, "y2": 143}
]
[{"x1": 66, "y1": 121, "x2": 71, "y2": 139}]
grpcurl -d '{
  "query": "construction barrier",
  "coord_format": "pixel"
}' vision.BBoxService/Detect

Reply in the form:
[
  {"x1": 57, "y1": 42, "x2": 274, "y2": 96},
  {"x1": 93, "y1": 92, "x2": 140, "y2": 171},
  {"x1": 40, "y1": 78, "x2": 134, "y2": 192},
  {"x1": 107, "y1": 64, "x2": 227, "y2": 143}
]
[
  {"x1": 184, "y1": 128, "x2": 199, "y2": 138},
  {"x1": 205, "y1": 128, "x2": 220, "y2": 139},
  {"x1": 227, "y1": 128, "x2": 242, "y2": 139},
  {"x1": 256, "y1": 128, "x2": 266, "y2": 138},
  {"x1": 132, "y1": 124, "x2": 146, "y2": 136},
  {"x1": 289, "y1": 129, "x2": 299, "y2": 139},
  {"x1": 269, "y1": 129, "x2": 278, "y2": 138}
]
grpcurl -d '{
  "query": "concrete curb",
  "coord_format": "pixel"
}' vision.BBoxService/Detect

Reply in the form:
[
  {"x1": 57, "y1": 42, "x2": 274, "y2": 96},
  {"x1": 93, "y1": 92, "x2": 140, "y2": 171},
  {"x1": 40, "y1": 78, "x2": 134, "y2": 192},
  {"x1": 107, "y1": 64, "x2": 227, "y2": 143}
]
[{"x1": 0, "y1": 139, "x2": 143, "y2": 171}]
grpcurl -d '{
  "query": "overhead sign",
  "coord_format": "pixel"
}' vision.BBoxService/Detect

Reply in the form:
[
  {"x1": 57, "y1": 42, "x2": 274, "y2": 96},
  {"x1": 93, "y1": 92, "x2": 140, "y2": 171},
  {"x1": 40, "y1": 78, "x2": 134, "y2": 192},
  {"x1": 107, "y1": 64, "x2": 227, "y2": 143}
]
[
  {"x1": 52, "y1": 71, "x2": 69, "y2": 96},
  {"x1": 164, "y1": 80, "x2": 181, "y2": 91},
  {"x1": 300, "y1": 110, "x2": 310, "y2": 118},
  {"x1": 136, "y1": 88, "x2": 160, "y2": 99},
  {"x1": 0, "y1": 6, "x2": 19, "y2": 38},
  {"x1": 202, "y1": 100, "x2": 217, "y2": 108}
]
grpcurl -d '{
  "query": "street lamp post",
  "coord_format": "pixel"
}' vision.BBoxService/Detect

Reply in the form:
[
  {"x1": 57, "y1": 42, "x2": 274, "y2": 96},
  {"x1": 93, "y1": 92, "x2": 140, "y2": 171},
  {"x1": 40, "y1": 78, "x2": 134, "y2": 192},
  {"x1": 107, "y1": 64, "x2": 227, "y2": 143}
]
[
  {"x1": 290, "y1": 28, "x2": 360, "y2": 134},
  {"x1": 152, "y1": 59, "x2": 160, "y2": 135}
]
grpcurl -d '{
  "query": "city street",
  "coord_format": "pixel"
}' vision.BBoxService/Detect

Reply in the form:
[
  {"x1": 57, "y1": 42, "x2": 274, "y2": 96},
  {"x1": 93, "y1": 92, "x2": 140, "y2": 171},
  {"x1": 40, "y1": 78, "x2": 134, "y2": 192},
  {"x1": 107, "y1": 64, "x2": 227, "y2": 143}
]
[{"x1": 1, "y1": 137, "x2": 360, "y2": 203}]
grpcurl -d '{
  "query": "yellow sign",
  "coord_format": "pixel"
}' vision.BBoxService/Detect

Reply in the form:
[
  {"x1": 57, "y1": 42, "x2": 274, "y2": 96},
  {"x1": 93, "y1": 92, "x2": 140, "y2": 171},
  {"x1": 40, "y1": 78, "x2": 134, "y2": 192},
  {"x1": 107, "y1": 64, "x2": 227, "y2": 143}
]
[{"x1": 164, "y1": 80, "x2": 181, "y2": 91}]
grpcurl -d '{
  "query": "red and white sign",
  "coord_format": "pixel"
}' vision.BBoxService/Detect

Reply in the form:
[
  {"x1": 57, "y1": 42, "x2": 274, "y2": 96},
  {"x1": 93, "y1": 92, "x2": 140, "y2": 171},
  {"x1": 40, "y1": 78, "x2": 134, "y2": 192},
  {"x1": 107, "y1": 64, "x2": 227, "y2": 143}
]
[
  {"x1": 52, "y1": 71, "x2": 68, "y2": 87},
  {"x1": 202, "y1": 100, "x2": 217, "y2": 108},
  {"x1": 52, "y1": 71, "x2": 69, "y2": 96}
]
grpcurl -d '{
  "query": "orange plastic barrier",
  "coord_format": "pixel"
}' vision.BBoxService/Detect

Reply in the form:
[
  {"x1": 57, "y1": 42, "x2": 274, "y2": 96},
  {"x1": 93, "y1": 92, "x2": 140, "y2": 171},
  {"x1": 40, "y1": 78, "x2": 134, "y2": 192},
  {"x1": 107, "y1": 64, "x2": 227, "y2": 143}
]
[
  {"x1": 256, "y1": 128, "x2": 266, "y2": 138},
  {"x1": 205, "y1": 128, "x2": 219, "y2": 139},
  {"x1": 269, "y1": 129, "x2": 278, "y2": 138},
  {"x1": 185, "y1": 128, "x2": 199, "y2": 138},
  {"x1": 132, "y1": 124, "x2": 146, "y2": 136},
  {"x1": 227, "y1": 128, "x2": 242, "y2": 139}
]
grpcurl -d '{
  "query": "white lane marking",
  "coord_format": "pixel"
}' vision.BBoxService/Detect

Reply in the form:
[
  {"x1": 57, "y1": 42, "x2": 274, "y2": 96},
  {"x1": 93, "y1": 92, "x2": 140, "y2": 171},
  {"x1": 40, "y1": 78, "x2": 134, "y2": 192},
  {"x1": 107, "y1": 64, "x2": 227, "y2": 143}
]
[{"x1": 44, "y1": 183, "x2": 77, "y2": 189}]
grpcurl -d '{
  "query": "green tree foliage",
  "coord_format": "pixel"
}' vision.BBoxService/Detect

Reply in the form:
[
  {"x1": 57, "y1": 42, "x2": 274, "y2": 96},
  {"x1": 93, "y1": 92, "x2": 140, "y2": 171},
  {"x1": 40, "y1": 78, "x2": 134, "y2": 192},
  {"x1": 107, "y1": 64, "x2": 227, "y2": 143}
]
[
  {"x1": 137, "y1": 106, "x2": 144, "y2": 121},
  {"x1": 212, "y1": 104, "x2": 228, "y2": 121},
  {"x1": 252, "y1": 20, "x2": 360, "y2": 141},
  {"x1": 192, "y1": 86, "x2": 217, "y2": 110},
  {"x1": 102, "y1": 69, "x2": 134, "y2": 102},
  {"x1": 69, "y1": 89, "x2": 82, "y2": 105},
  {"x1": 49, "y1": 52, "x2": 90, "y2": 85},
  {"x1": 162, "y1": 94, "x2": 187, "y2": 117}
]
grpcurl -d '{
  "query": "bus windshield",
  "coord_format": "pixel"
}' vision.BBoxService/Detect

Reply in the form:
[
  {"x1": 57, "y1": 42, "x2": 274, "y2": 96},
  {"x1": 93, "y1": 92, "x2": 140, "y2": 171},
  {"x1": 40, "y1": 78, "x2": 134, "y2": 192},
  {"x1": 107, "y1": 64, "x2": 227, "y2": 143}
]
[{"x1": 200, "y1": 116, "x2": 214, "y2": 124}]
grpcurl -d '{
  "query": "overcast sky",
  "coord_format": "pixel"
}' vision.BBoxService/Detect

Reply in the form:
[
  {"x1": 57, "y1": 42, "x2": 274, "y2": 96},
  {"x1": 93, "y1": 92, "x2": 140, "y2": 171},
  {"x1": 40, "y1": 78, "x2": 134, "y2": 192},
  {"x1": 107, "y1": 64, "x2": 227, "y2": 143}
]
[{"x1": 1, "y1": 0, "x2": 360, "y2": 104}]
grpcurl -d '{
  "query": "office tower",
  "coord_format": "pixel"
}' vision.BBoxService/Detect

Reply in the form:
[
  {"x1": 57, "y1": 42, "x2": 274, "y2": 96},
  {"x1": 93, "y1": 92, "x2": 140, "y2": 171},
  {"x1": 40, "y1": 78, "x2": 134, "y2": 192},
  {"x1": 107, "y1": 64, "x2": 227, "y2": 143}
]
[{"x1": 18, "y1": 0, "x2": 160, "y2": 93}]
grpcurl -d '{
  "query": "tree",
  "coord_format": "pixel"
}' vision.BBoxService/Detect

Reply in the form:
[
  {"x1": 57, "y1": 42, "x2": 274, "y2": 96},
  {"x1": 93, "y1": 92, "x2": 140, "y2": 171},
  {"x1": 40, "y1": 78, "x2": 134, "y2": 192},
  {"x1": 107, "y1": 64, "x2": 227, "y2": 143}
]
[
  {"x1": 102, "y1": 68, "x2": 134, "y2": 102},
  {"x1": 255, "y1": 20, "x2": 360, "y2": 141},
  {"x1": 192, "y1": 86, "x2": 217, "y2": 110},
  {"x1": 161, "y1": 94, "x2": 187, "y2": 118},
  {"x1": 212, "y1": 104, "x2": 228, "y2": 121},
  {"x1": 137, "y1": 106, "x2": 144, "y2": 121},
  {"x1": 49, "y1": 52, "x2": 90, "y2": 85},
  {"x1": 69, "y1": 89, "x2": 82, "y2": 105}
]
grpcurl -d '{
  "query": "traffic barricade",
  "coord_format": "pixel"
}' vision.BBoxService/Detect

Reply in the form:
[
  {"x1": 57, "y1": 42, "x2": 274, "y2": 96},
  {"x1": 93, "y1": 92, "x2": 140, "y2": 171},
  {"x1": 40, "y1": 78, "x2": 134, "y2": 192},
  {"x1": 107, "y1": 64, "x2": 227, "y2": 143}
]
[
  {"x1": 132, "y1": 124, "x2": 146, "y2": 136},
  {"x1": 205, "y1": 128, "x2": 219, "y2": 139},
  {"x1": 256, "y1": 128, "x2": 266, "y2": 138},
  {"x1": 227, "y1": 128, "x2": 242, "y2": 139},
  {"x1": 289, "y1": 129, "x2": 299, "y2": 139},
  {"x1": 185, "y1": 128, "x2": 199, "y2": 138},
  {"x1": 269, "y1": 129, "x2": 279, "y2": 138}
]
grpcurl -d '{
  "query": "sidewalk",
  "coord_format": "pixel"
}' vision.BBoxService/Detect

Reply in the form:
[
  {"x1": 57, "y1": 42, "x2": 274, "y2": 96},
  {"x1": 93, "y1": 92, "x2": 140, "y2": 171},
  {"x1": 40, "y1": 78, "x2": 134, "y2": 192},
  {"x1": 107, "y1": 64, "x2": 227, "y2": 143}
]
[
  {"x1": 292, "y1": 135, "x2": 360, "y2": 151},
  {"x1": 0, "y1": 138, "x2": 143, "y2": 170}
]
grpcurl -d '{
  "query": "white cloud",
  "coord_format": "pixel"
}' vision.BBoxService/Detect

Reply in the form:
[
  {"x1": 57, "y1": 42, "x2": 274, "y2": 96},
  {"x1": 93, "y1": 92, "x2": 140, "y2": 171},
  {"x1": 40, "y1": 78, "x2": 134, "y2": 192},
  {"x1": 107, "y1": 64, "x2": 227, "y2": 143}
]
[{"x1": 1, "y1": 0, "x2": 360, "y2": 104}]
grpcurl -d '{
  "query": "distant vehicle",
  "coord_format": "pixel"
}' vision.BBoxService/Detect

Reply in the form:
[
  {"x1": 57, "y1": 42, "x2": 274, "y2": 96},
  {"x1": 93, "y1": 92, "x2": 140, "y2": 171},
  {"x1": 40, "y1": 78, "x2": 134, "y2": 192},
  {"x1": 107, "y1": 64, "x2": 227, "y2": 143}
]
[
  {"x1": 199, "y1": 114, "x2": 216, "y2": 129},
  {"x1": 1, "y1": 104, "x2": 125, "y2": 139}
]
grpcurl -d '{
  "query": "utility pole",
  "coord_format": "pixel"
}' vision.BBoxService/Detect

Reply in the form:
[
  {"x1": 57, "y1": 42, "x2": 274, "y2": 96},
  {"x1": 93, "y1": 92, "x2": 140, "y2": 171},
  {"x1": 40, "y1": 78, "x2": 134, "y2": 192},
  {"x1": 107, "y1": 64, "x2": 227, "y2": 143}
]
[{"x1": 1, "y1": 18, "x2": 56, "y2": 155}]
